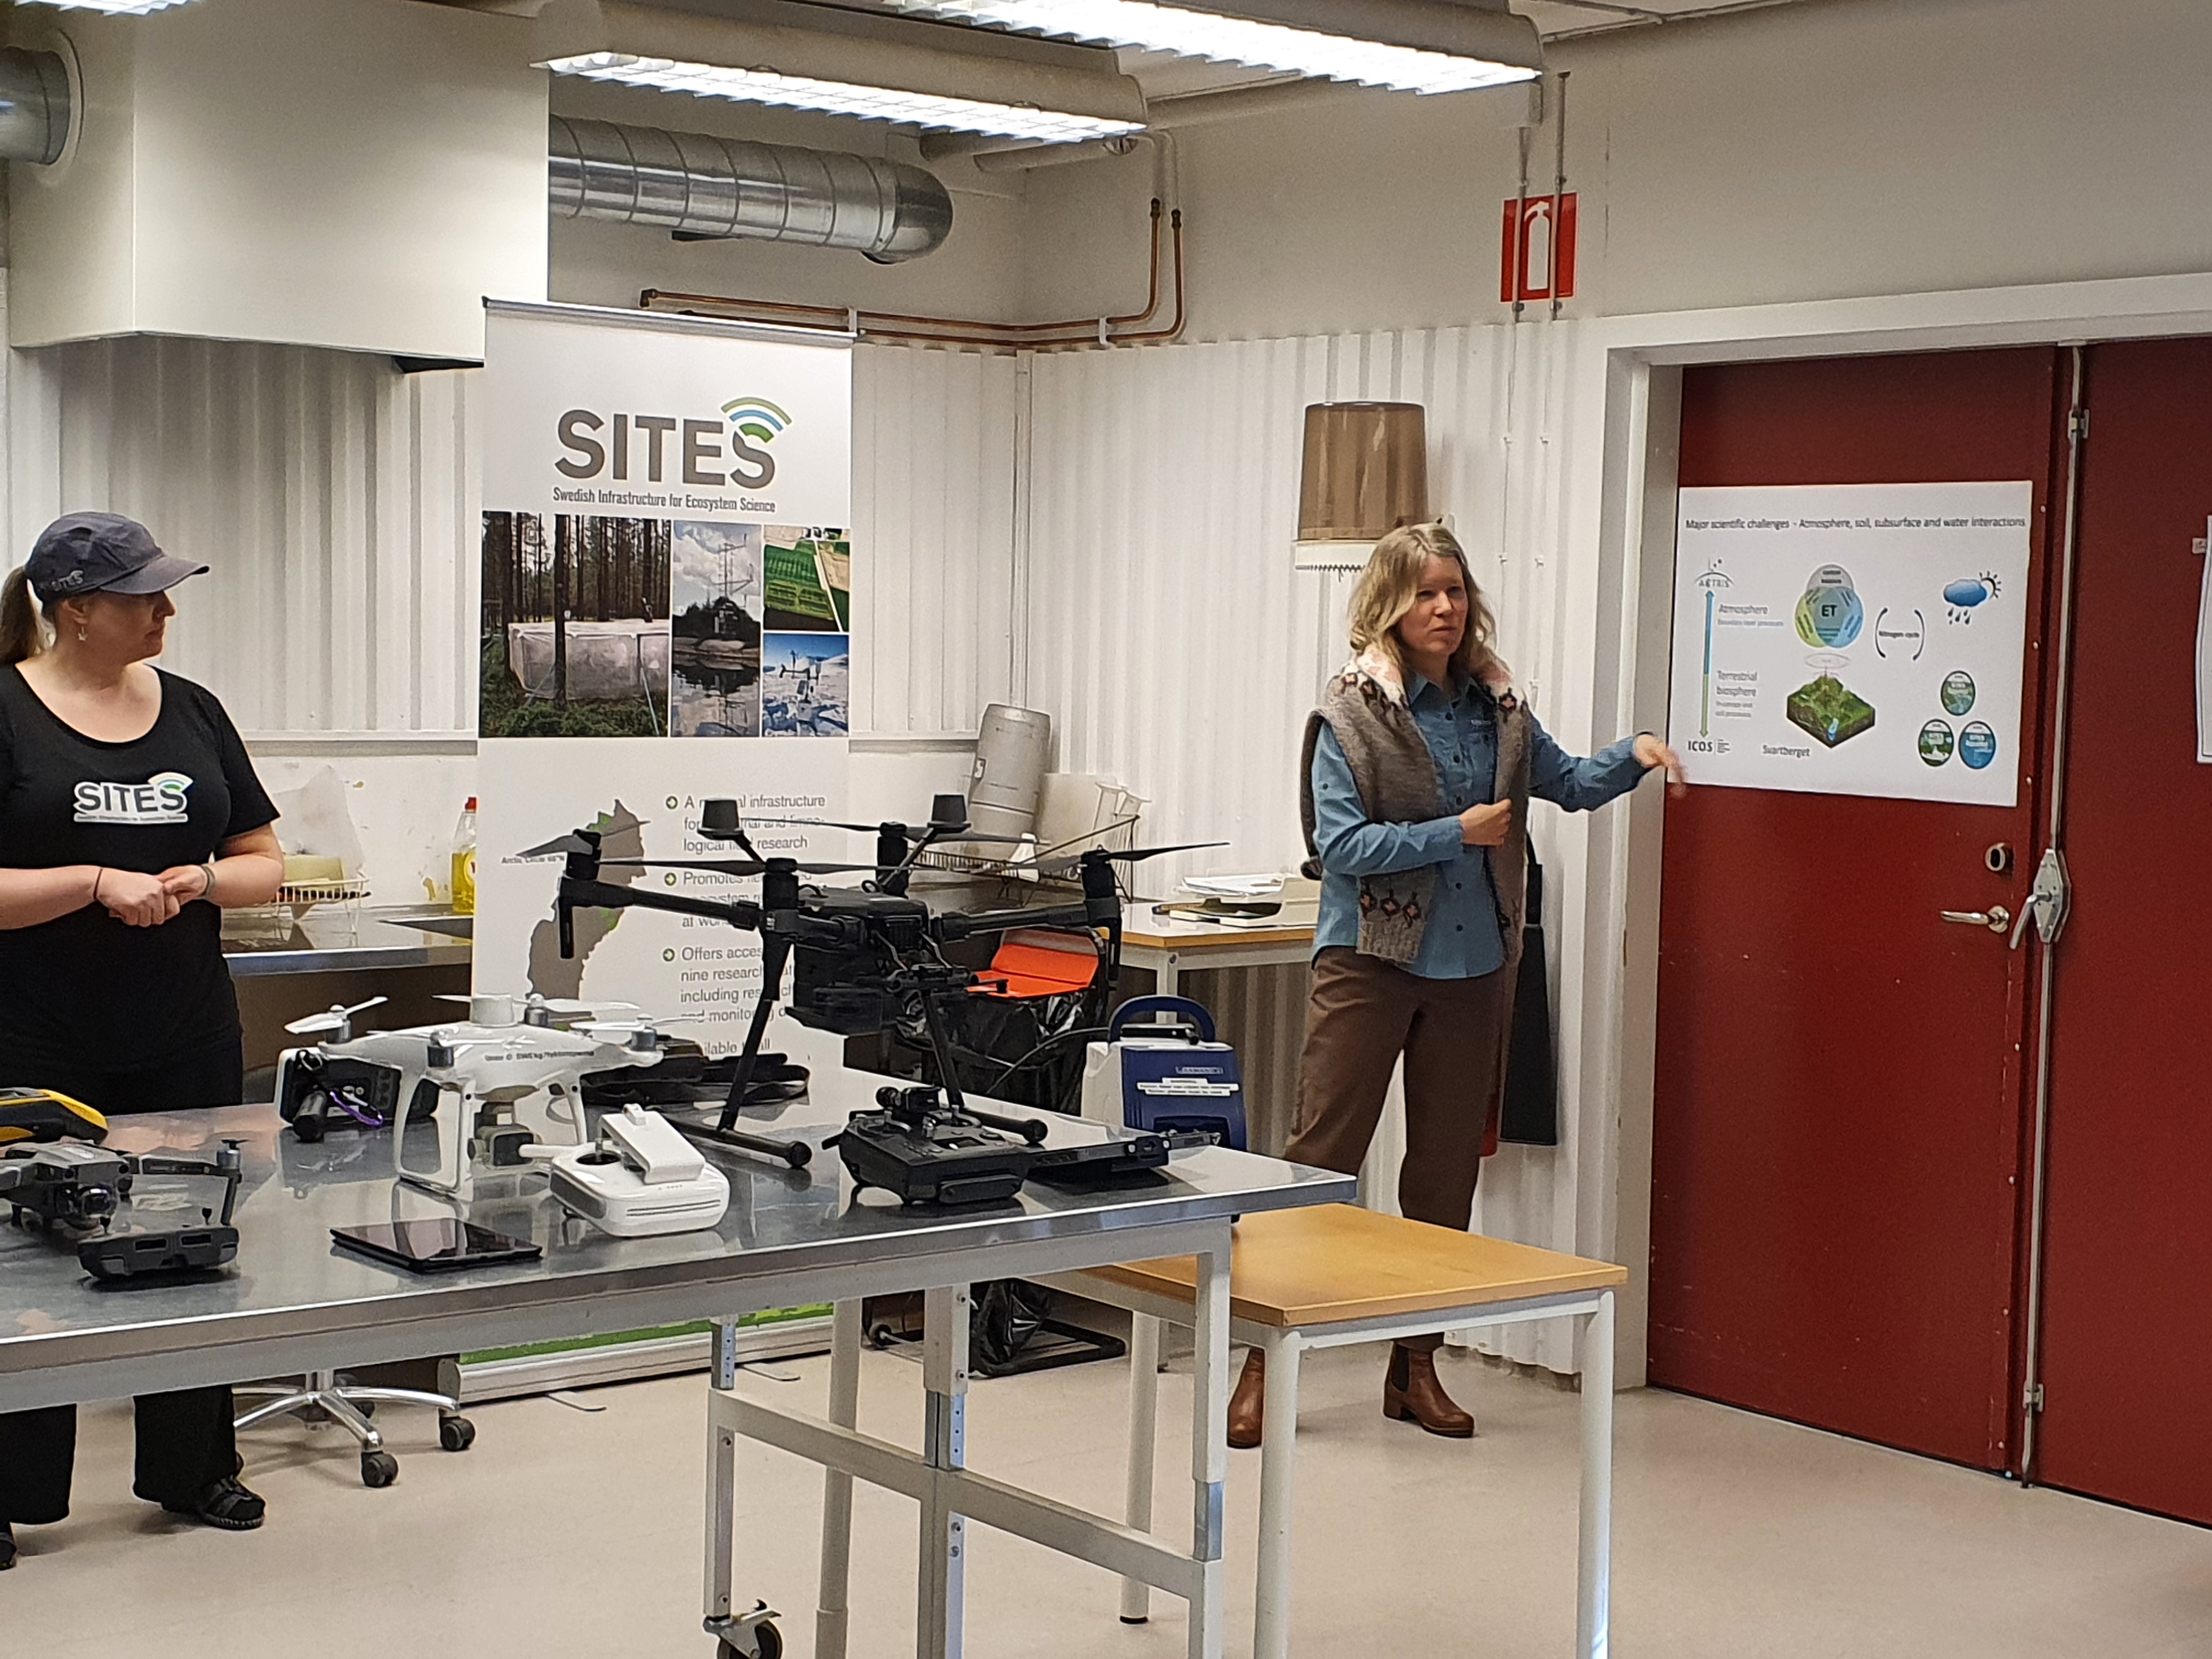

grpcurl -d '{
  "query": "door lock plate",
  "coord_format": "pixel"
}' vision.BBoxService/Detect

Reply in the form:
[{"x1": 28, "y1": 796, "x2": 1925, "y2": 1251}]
[{"x1": 2009, "y1": 848, "x2": 2072, "y2": 951}]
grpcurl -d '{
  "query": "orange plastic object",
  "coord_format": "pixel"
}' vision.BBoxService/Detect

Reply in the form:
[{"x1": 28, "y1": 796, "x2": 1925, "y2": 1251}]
[{"x1": 974, "y1": 939, "x2": 1099, "y2": 1000}]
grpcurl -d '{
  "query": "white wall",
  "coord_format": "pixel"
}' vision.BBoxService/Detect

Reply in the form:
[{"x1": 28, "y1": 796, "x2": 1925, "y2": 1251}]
[
  {"x1": 1023, "y1": 319, "x2": 1609, "y2": 1368},
  {"x1": 1, "y1": 317, "x2": 1013, "y2": 899},
  {"x1": 1017, "y1": 0, "x2": 2212, "y2": 340}
]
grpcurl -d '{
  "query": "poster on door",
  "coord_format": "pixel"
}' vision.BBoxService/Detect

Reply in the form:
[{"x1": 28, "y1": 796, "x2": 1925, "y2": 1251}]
[
  {"x1": 1668, "y1": 482, "x2": 2033, "y2": 806},
  {"x1": 474, "y1": 301, "x2": 855, "y2": 1039}
]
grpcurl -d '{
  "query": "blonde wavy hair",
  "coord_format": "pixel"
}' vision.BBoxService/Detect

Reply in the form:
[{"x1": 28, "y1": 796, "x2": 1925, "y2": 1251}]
[{"x1": 1347, "y1": 522, "x2": 1500, "y2": 685}]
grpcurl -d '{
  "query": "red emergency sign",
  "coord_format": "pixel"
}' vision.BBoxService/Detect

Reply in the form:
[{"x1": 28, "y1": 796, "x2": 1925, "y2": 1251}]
[{"x1": 1500, "y1": 193, "x2": 1578, "y2": 305}]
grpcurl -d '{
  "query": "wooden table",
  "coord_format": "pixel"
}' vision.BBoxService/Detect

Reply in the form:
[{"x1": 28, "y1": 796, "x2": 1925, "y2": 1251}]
[
  {"x1": 1119, "y1": 905, "x2": 1318, "y2": 998},
  {"x1": 1051, "y1": 1204, "x2": 1628, "y2": 1659}
]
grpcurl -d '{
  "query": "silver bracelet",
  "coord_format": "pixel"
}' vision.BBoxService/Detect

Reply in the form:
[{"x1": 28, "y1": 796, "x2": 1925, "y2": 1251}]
[{"x1": 200, "y1": 859, "x2": 219, "y2": 903}]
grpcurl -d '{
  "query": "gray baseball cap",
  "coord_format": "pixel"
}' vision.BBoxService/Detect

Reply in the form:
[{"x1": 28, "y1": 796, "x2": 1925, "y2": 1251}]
[{"x1": 26, "y1": 512, "x2": 207, "y2": 600}]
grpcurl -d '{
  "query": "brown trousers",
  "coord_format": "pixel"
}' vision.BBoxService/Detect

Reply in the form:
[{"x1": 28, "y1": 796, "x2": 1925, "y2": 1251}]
[{"x1": 1283, "y1": 948, "x2": 1513, "y2": 1353}]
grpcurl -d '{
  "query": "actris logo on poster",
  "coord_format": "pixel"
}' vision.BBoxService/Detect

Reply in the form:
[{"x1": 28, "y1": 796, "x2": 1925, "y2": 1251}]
[{"x1": 552, "y1": 392, "x2": 793, "y2": 491}]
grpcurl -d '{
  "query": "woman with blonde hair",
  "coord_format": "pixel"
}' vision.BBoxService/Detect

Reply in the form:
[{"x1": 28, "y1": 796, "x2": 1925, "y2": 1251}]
[{"x1": 1228, "y1": 522, "x2": 1683, "y2": 1448}]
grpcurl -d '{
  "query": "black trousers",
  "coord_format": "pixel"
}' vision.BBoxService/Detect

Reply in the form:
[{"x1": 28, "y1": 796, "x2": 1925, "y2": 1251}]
[{"x1": 0, "y1": 1043, "x2": 245, "y2": 1523}]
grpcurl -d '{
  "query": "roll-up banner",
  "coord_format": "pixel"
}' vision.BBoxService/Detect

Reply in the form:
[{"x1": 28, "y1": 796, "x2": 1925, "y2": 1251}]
[{"x1": 473, "y1": 300, "x2": 855, "y2": 1044}]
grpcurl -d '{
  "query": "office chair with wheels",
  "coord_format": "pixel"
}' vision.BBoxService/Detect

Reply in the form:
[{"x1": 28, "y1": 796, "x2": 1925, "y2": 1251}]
[{"x1": 234, "y1": 1361, "x2": 475, "y2": 1487}]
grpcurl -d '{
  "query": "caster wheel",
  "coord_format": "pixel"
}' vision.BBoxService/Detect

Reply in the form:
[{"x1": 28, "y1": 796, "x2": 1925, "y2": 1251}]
[
  {"x1": 360, "y1": 1451, "x2": 399, "y2": 1488},
  {"x1": 439, "y1": 1415, "x2": 476, "y2": 1452},
  {"x1": 718, "y1": 1624, "x2": 782, "y2": 1659}
]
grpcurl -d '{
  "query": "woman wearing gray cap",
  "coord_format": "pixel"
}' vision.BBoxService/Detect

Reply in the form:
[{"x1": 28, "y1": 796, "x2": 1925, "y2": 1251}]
[{"x1": 0, "y1": 512, "x2": 284, "y2": 1567}]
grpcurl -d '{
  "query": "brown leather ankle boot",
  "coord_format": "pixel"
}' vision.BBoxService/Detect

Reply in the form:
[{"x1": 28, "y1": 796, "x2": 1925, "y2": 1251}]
[
  {"x1": 1383, "y1": 1343, "x2": 1474, "y2": 1437},
  {"x1": 1227, "y1": 1348, "x2": 1266, "y2": 1449}
]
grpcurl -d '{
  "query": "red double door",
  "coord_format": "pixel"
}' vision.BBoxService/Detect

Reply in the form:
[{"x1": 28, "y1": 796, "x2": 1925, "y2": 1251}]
[{"x1": 1650, "y1": 341, "x2": 2212, "y2": 1518}]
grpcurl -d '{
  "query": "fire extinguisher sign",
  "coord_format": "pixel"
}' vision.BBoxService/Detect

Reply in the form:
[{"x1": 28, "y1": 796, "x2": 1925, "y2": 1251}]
[{"x1": 1500, "y1": 193, "x2": 1578, "y2": 305}]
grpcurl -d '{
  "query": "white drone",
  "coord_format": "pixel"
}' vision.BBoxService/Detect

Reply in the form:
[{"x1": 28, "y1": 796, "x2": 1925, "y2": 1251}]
[{"x1": 276, "y1": 991, "x2": 672, "y2": 1201}]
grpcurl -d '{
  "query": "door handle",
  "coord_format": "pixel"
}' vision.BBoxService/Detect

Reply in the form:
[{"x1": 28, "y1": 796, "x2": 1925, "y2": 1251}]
[{"x1": 1940, "y1": 905, "x2": 2012, "y2": 934}]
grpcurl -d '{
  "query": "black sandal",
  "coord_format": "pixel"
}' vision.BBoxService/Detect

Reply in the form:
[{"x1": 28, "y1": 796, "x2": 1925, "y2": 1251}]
[
  {"x1": 0, "y1": 1520, "x2": 16, "y2": 1569},
  {"x1": 162, "y1": 1476, "x2": 265, "y2": 1531}
]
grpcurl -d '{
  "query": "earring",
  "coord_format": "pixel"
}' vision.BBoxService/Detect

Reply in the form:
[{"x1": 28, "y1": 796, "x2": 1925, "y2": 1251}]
[{"x1": 76, "y1": 627, "x2": 86, "y2": 642}]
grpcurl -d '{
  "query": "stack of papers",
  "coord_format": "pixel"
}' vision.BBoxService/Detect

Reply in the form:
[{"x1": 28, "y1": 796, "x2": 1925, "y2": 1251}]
[{"x1": 1182, "y1": 873, "x2": 1285, "y2": 900}]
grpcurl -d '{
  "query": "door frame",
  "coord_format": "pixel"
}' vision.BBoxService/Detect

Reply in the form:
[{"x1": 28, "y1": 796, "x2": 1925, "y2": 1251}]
[{"x1": 1554, "y1": 273, "x2": 2212, "y2": 1408}]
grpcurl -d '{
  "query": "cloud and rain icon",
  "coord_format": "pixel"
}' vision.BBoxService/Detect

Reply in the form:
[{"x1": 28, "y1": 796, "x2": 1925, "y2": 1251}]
[{"x1": 1944, "y1": 572, "x2": 2002, "y2": 623}]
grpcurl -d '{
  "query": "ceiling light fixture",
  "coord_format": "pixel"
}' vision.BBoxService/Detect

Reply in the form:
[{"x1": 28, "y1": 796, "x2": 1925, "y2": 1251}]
[
  {"x1": 890, "y1": 0, "x2": 1543, "y2": 95},
  {"x1": 24, "y1": 0, "x2": 198, "y2": 13},
  {"x1": 545, "y1": 52, "x2": 1139, "y2": 142},
  {"x1": 535, "y1": 0, "x2": 1148, "y2": 142}
]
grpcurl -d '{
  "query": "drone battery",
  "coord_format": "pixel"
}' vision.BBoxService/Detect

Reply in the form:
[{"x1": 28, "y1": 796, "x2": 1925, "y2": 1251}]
[
  {"x1": 834, "y1": 1114, "x2": 1034, "y2": 1206},
  {"x1": 1026, "y1": 1131, "x2": 1172, "y2": 1188},
  {"x1": 78, "y1": 1224, "x2": 239, "y2": 1282}
]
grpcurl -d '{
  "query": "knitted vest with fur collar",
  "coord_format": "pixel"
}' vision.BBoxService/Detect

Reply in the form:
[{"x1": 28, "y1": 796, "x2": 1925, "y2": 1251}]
[{"x1": 1299, "y1": 646, "x2": 1535, "y2": 968}]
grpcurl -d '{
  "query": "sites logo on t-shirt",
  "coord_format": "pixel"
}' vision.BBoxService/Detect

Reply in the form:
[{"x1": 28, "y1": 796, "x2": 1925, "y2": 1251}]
[{"x1": 74, "y1": 772, "x2": 194, "y2": 826}]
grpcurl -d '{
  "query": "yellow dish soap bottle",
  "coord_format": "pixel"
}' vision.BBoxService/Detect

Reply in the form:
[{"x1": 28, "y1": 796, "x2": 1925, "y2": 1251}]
[{"x1": 451, "y1": 797, "x2": 478, "y2": 916}]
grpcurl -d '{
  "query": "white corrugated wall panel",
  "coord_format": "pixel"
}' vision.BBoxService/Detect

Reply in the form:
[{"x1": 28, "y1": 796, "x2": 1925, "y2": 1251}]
[
  {"x1": 851, "y1": 342, "x2": 1020, "y2": 736},
  {"x1": 5, "y1": 332, "x2": 478, "y2": 738},
  {"x1": 1025, "y1": 320, "x2": 1597, "y2": 1370},
  {"x1": 3, "y1": 331, "x2": 1016, "y2": 746}
]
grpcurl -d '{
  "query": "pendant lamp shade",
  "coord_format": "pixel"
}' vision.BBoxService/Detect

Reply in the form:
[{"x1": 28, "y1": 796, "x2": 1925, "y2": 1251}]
[{"x1": 1295, "y1": 402, "x2": 1428, "y2": 570}]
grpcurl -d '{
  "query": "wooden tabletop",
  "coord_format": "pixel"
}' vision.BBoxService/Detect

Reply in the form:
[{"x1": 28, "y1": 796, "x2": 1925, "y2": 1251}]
[
  {"x1": 1082, "y1": 1203, "x2": 1628, "y2": 1329},
  {"x1": 1120, "y1": 906, "x2": 1319, "y2": 952}
]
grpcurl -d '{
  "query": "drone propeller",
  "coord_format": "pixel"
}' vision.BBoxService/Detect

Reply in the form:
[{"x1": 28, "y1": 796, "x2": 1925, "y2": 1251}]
[
  {"x1": 518, "y1": 831, "x2": 600, "y2": 860},
  {"x1": 573, "y1": 1017, "x2": 682, "y2": 1040},
  {"x1": 284, "y1": 996, "x2": 388, "y2": 1037},
  {"x1": 1035, "y1": 840, "x2": 1228, "y2": 874},
  {"x1": 435, "y1": 994, "x2": 642, "y2": 1019},
  {"x1": 745, "y1": 815, "x2": 1031, "y2": 847},
  {"x1": 597, "y1": 857, "x2": 883, "y2": 878}
]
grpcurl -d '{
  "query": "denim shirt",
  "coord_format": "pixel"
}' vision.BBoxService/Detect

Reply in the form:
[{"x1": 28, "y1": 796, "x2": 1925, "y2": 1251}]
[{"x1": 1311, "y1": 673, "x2": 1649, "y2": 980}]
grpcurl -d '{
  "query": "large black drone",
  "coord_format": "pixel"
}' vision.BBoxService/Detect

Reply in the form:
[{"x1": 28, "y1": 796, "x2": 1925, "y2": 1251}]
[{"x1": 534, "y1": 797, "x2": 1213, "y2": 1141}]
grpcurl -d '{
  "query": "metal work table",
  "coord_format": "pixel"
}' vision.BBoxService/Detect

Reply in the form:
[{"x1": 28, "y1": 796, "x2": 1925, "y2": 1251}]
[
  {"x1": 220, "y1": 906, "x2": 473, "y2": 979},
  {"x1": 0, "y1": 1073, "x2": 1350, "y2": 1658}
]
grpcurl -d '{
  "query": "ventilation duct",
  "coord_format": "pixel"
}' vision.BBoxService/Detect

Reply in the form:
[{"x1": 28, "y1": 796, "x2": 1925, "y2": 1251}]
[
  {"x1": 548, "y1": 114, "x2": 955, "y2": 263},
  {"x1": 0, "y1": 49, "x2": 71, "y2": 166}
]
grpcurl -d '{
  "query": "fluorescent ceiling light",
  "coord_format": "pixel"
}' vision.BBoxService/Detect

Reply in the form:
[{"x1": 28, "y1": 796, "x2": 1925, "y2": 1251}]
[
  {"x1": 25, "y1": 0, "x2": 198, "y2": 12},
  {"x1": 535, "y1": 0, "x2": 1148, "y2": 140},
  {"x1": 545, "y1": 52, "x2": 1140, "y2": 142},
  {"x1": 891, "y1": 1, "x2": 1542, "y2": 95}
]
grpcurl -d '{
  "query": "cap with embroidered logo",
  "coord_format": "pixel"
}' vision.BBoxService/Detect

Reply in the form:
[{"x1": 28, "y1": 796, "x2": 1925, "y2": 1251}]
[{"x1": 24, "y1": 513, "x2": 207, "y2": 601}]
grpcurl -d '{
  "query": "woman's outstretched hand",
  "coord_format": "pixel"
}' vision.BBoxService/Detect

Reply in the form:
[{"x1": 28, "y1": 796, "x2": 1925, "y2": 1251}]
[{"x1": 1634, "y1": 733, "x2": 1689, "y2": 797}]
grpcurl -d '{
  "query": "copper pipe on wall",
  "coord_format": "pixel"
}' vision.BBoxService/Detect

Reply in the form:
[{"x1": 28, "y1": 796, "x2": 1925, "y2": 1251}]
[{"x1": 641, "y1": 202, "x2": 1184, "y2": 352}]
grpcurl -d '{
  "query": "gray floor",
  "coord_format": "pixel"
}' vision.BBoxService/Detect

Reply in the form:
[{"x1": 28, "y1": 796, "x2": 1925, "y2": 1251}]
[{"x1": 7, "y1": 1343, "x2": 2211, "y2": 1656}]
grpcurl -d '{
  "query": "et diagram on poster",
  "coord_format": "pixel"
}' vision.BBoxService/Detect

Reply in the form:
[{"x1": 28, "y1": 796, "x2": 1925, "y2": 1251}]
[{"x1": 1668, "y1": 482, "x2": 2034, "y2": 806}]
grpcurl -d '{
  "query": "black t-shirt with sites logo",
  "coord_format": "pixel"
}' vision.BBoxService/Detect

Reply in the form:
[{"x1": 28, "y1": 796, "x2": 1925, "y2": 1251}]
[{"x1": 0, "y1": 664, "x2": 278, "y2": 1071}]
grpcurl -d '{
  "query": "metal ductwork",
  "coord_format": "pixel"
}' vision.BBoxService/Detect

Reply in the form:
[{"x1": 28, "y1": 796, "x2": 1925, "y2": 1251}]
[
  {"x1": 548, "y1": 114, "x2": 955, "y2": 263},
  {"x1": 0, "y1": 49, "x2": 70, "y2": 167}
]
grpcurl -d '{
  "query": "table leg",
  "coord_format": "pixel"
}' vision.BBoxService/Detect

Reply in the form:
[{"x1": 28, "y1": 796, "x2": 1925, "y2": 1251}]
[
  {"x1": 1252, "y1": 1329, "x2": 1302, "y2": 1659},
  {"x1": 919, "y1": 1285, "x2": 972, "y2": 1659},
  {"x1": 1577, "y1": 1290, "x2": 1616, "y2": 1659},
  {"x1": 1157, "y1": 955, "x2": 1180, "y2": 997},
  {"x1": 1188, "y1": 1238, "x2": 1230, "y2": 1659},
  {"x1": 704, "y1": 1321, "x2": 740, "y2": 1629},
  {"x1": 817, "y1": 1300, "x2": 864, "y2": 1659},
  {"x1": 1119, "y1": 1312, "x2": 1163, "y2": 1623}
]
